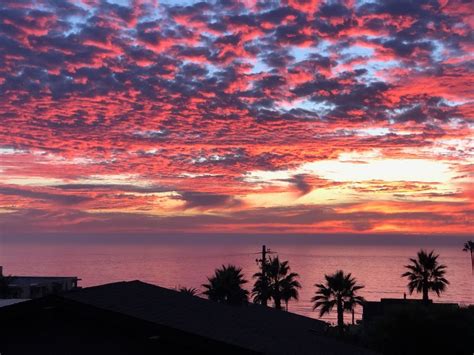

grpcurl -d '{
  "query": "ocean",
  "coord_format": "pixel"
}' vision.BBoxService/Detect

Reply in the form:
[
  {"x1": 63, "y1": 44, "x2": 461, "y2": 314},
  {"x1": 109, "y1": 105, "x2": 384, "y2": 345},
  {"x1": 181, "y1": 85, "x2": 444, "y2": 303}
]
[{"x1": 1, "y1": 235, "x2": 472, "y2": 323}]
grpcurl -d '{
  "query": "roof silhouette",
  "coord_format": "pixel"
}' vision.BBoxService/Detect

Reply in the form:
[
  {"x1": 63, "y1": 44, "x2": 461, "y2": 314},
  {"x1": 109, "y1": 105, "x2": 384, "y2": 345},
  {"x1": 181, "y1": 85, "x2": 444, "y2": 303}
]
[{"x1": 62, "y1": 280, "x2": 372, "y2": 354}]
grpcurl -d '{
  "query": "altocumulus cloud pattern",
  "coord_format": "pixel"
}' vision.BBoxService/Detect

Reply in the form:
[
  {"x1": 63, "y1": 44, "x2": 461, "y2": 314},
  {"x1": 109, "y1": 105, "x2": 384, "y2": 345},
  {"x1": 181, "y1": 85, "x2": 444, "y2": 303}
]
[{"x1": 0, "y1": 0, "x2": 472, "y2": 235}]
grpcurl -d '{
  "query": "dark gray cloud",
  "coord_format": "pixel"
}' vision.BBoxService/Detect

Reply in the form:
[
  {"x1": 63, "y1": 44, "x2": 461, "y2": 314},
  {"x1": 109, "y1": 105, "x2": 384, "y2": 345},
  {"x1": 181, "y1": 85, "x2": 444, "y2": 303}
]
[
  {"x1": 0, "y1": 186, "x2": 92, "y2": 205},
  {"x1": 179, "y1": 191, "x2": 242, "y2": 209},
  {"x1": 53, "y1": 184, "x2": 173, "y2": 193}
]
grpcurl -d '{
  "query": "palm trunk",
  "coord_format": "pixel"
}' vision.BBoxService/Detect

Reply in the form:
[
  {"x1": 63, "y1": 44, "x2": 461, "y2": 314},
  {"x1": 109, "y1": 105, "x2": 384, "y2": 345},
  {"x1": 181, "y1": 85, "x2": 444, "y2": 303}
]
[
  {"x1": 337, "y1": 297, "x2": 344, "y2": 334},
  {"x1": 274, "y1": 296, "x2": 282, "y2": 310},
  {"x1": 422, "y1": 284, "x2": 429, "y2": 305},
  {"x1": 471, "y1": 251, "x2": 473, "y2": 274}
]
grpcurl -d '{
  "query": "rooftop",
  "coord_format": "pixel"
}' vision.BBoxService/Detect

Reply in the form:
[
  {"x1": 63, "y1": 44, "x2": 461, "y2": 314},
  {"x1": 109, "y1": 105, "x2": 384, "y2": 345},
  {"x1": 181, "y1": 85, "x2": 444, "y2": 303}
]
[
  {"x1": 9, "y1": 276, "x2": 79, "y2": 287},
  {"x1": 60, "y1": 280, "x2": 371, "y2": 354},
  {"x1": 0, "y1": 299, "x2": 29, "y2": 308},
  {"x1": 362, "y1": 297, "x2": 459, "y2": 323}
]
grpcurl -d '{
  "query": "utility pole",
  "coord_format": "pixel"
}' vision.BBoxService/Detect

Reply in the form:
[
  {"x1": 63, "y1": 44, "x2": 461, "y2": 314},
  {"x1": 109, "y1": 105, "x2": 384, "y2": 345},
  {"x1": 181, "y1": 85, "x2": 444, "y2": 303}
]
[
  {"x1": 257, "y1": 245, "x2": 271, "y2": 273},
  {"x1": 256, "y1": 245, "x2": 275, "y2": 307},
  {"x1": 262, "y1": 245, "x2": 267, "y2": 266}
]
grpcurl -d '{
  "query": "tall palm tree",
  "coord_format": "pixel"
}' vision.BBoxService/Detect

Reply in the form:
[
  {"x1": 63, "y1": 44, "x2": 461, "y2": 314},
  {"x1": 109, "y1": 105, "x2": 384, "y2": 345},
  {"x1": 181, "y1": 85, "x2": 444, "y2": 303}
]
[
  {"x1": 202, "y1": 265, "x2": 249, "y2": 306},
  {"x1": 462, "y1": 240, "x2": 474, "y2": 272},
  {"x1": 402, "y1": 249, "x2": 449, "y2": 304},
  {"x1": 177, "y1": 286, "x2": 198, "y2": 296},
  {"x1": 252, "y1": 257, "x2": 301, "y2": 310},
  {"x1": 312, "y1": 270, "x2": 365, "y2": 333}
]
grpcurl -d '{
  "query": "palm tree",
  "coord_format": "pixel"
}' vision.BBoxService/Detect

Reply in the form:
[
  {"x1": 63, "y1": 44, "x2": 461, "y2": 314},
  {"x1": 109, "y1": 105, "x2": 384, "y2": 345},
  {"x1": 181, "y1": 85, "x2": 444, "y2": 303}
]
[
  {"x1": 202, "y1": 265, "x2": 249, "y2": 306},
  {"x1": 402, "y1": 249, "x2": 449, "y2": 304},
  {"x1": 312, "y1": 270, "x2": 365, "y2": 333},
  {"x1": 252, "y1": 256, "x2": 301, "y2": 310},
  {"x1": 177, "y1": 286, "x2": 198, "y2": 296},
  {"x1": 281, "y1": 275, "x2": 301, "y2": 311},
  {"x1": 252, "y1": 267, "x2": 271, "y2": 306},
  {"x1": 462, "y1": 240, "x2": 474, "y2": 272}
]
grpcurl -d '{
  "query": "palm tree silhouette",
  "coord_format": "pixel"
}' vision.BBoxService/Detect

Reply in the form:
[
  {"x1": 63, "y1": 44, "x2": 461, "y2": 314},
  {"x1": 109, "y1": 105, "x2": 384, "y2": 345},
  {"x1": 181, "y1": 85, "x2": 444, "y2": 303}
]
[
  {"x1": 402, "y1": 249, "x2": 449, "y2": 304},
  {"x1": 252, "y1": 256, "x2": 301, "y2": 310},
  {"x1": 177, "y1": 286, "x2": 198, "y2": 296},
  {"x1": 462, "y1": 240, "x2": 474, "y2": 272},
  {"x1": 311, "y1": 270, "x2": 365, "y2": 334},
  {"x1": 252, "y1": 268, "x2": 271, "y2": 306},
  {"x1": 202, "y1": 265, "x2": 249, "y2": 306},
  {"x1": 281, "y1": 274, "x2": 301, "y2": 311}
]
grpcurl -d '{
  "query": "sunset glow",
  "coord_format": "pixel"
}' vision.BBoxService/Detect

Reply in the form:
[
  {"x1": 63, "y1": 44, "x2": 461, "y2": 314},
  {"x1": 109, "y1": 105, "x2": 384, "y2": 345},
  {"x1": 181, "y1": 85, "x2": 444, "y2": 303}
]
[{"x1": 0, "y1": 0, "x2": 473, "y2": 236}]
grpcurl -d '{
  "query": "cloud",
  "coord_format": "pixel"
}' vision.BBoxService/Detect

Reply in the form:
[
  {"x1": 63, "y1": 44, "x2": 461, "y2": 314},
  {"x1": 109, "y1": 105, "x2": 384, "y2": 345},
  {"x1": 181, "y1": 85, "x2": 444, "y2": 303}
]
[
  {"x1": 0, "y1": 186, "x2": 92, "y2": 205},
  {"x1": 53, "y1": 184, "x2": 173, "y2": 193},
  {"x1": 0, "y1": 0, "x2": 471, "y2": 235},
  {"x1": 284, "y1": 174, "x2": 313, "y2": 196},
  {"x1": 179, "y1": 192, "x2": 243, "y2": 210}
]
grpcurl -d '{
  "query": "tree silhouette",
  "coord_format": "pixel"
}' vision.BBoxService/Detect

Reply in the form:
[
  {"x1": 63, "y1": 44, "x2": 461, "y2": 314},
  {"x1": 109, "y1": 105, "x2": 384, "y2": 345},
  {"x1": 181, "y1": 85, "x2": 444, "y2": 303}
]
[
  {"x1": 252, "y1": 268, "x2": 271, "y2": 306},
  {"x1": 281, "y1": 274, "x2": 301, "y2": 311},
  {"x1": 177, "y1": 286, "x2": 198, "y2": 296},
  {"x1": 462, "y1": 240, "x2": 474, "y2": 272},
  {"x1": 312, "y1": 270, "x2": 365, "y2": 333},
  {"x1": 202, "y1": 265, "x2": 249, "y2": 306},
  {"x1": 252, "y1": 257, "x2": 301, "y2": 310},
  {"x1": 402, "y1": 249, "x2": 449, "y2": 304}
]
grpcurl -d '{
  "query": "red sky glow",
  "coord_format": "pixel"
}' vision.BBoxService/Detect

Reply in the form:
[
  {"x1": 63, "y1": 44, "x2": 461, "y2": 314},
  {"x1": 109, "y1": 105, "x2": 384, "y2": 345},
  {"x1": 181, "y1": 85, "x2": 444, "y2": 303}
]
[{"x1": 0, "y1": 0, "x2": 473, "y2": 237}]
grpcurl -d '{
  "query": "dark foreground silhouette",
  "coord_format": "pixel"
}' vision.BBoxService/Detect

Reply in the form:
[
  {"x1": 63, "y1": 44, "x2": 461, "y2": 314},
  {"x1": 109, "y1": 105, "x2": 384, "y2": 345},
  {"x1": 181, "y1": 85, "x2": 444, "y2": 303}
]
[
  {"x1": 360, "y1": 303, "x2": 474, "y2": 355},
  {"x1": 1, "y1": 246, "x2": 472, "y2": 354},
  {"x1": 0, "y1": 280, "x2": 372, "y2": 355}
]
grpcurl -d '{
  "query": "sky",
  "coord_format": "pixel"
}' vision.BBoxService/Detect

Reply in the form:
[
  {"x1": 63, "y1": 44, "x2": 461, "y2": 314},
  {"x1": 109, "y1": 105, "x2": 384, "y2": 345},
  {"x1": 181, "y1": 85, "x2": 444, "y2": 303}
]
[{"x1": 0, "y1": 0, "x2": 472, "y2": 238}]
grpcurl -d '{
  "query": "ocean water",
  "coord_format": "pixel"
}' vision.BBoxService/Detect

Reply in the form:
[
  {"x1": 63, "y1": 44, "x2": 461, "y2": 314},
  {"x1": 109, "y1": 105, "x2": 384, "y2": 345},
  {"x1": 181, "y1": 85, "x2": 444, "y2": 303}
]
[{"x1": 1, "y1": 236, "x2": 472, "y2": 323}]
